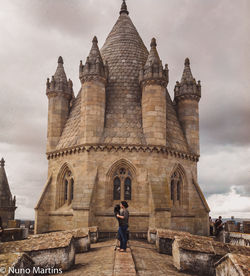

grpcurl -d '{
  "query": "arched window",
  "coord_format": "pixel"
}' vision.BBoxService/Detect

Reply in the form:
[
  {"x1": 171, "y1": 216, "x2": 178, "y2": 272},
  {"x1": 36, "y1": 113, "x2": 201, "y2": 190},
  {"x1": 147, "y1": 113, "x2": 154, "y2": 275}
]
[
  {"x1": 113, "y1": 167, "x2": 132, "y2": 201},
  {"x1": 70, "y1": 179, "x2": 74, "y2": 201},
  {"x1": 64, "y1": 179, "x2": 68, "y2": 201},
  {"x1": 124, "y1": 177, "x2": 131, "y2": 200},
  {"x1": 113, "y1": 177, "x2": 121, "y2": 200},
  {"x1": 57, "y1": 168, "x2": 74, "y2": 208},
  {"x1": 171, "y1": 180, "x2": 175, "y2": 201},
  {"x1": 170, "y1": 170, "x2": 182, "y2": 205}
]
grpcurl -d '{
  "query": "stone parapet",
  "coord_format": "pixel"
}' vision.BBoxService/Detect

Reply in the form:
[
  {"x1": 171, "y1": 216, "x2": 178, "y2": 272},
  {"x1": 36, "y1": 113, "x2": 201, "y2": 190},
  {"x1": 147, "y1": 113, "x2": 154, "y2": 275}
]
[
  {"x1": 0, "y1": 253, "x2": 34, "y2": 276},
  {"x1": 226, "y1": 232, "x2": 250, "y2": 247},
  {"x1": 61, "y1": 228, "x2": 91, "y2": 253},
  {"x1": 89, "y1": 226, "x2": 99, "y2": 243},
  {"x1": 0, "y1": 232, "x2": 75, "y2": 271},
  {"x1": 215, "y1": 253, "x2": 250, "y2": 276},
  {"x1": 172, "y1": 236, "x2": 250, "y2": 276}
]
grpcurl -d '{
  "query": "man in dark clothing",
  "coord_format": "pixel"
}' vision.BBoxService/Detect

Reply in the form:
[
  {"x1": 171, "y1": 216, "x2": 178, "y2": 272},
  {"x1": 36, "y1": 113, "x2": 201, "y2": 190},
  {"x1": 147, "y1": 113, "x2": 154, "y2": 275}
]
[
  {"x1": 214, "y1": 216, "x2": 223, "y2": 236},
  {"x1": 117, "y1": 201, "x2": 129, "y2": 252}
]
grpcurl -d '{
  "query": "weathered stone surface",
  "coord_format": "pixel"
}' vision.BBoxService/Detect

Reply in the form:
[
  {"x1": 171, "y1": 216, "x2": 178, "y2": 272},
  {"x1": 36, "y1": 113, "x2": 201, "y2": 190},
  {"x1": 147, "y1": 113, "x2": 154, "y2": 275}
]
[
  {"x1": 215, "y1": 253, "x2": 250, "y2": 276},
  {"x1": 89, "y1": 226, "x2": 99, "y2": 243},
  {"x1": 243, "y1": 221, "x2": 250, "y2": 234},
  {"x1": 62, "y1": 228, "x2": 90, "y2": 253},
  {"x1": 172, "y1": 236, "x2": 250, "y2": 276},
  {"x1": 0, "y1": 252, "x2": 34, "y2": 276},
  {"x1": 55, "y1": 240, "x2": 115, "y2": 276},
  {"x1": 1, "y1": 228, "x2": 23, "y2": 242},
  {"x1": 114, "y1": 248, "x2": 136, "y2": 276},
  {"x1": 156, "y1": 228, "x2": 192, "y2": 255},
  {"x1": 147, "y1": 228, "x2": 157, "y2": 244},
  {"x1": 0, "y1": 232, "x2": 75, "y2": 271},
  {"x1": 226, "y1": 232, "x2": 250, "y2": 247},
  {"x1": 130, "y1": 240, "x2": 197, "y2": 276}
]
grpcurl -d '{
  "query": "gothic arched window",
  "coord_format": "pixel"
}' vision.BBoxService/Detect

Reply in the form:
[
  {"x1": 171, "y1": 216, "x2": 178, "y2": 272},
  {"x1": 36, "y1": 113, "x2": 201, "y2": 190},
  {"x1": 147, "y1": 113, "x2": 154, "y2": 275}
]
[
  {"x1": 64, "y1": 179, "x2": 68, "y2": 201},
  {"x1": 170, "y1": 170, "x2": 182, "y2": 205},
  {"x1": 124, "y1": 177, "x2": 131, "y2": 200},
  {"x1": 113, "y1": 177, "x2": 121, "y2": 200},
  {"x1": 70, "y1": 179, "x2": 74, "y2": 201},
  {"x1": 171, "y1": 180, "x2": 175, "y2": 201},
  {"x1": 113, "y1": 168, "x2": 132, "y2": 201},
  {"x1": 58, "y1": 169, "x2": 74, "y2": 207}
]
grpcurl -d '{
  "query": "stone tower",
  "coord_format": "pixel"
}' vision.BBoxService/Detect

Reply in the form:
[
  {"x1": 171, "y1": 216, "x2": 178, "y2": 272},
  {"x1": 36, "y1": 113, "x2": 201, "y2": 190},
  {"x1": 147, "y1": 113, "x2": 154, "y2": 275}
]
[
  {"x1": 0, "y1": 158, "x2": 17, "y2": 227},
  {"x1": 35, "y1": 1, "x2": 210, "y2": 236},
  {"x1": 46, "y1": 56, "x2": 73, "y2": 152},
  {"x1": 174, "y1": 58, "x2": 201, "y2": 155}
]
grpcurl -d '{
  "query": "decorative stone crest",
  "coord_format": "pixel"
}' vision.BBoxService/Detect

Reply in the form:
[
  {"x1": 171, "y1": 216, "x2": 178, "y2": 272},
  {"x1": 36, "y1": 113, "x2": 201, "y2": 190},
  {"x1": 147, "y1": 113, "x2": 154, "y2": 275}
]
[
  {"x1": 46, "y1": 56, "x2": 73, "y2": 99},
  {"x1": 139, "y1": 38, "x2": 169, "y2": 87},
  {"x1": 79, "y1": 36, "x2": 108, "y2": 84},
  {"x1": 174, "y1": 58, "x2": 201, "y2": 102}
]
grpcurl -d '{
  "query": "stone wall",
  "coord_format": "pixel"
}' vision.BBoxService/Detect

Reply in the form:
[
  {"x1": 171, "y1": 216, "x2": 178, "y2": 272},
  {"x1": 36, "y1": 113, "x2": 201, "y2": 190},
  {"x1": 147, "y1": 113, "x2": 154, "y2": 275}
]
[
  {"x1": 226, "y1": 232, "x2": 250, "y2": 247},
  {"x1": 35, "y1": 148, "x2": 209, "y2": 236}
]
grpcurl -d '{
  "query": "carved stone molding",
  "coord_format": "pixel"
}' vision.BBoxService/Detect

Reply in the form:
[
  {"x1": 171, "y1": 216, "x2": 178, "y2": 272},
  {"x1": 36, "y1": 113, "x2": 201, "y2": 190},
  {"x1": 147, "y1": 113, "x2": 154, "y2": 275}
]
[{"x1": 46, "y1": 143, "x2": 199, "y2": 162}]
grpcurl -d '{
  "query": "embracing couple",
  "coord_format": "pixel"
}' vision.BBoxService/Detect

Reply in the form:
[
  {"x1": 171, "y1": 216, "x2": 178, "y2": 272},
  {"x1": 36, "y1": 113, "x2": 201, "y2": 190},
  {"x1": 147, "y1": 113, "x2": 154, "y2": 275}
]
[{"x1": 114, "y1": 201, "x2": 129, "y2": 252}]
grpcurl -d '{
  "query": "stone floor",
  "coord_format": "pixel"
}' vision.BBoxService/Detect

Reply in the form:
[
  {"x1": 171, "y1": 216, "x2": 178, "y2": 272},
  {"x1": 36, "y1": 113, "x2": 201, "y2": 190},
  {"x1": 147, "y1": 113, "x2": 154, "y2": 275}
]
[
  {"x1": 130, "y1": 240, "x2": 197, "y2": 276},
  {"x1": 54, "y1": 239, "x2": 197, "y2": 276}
]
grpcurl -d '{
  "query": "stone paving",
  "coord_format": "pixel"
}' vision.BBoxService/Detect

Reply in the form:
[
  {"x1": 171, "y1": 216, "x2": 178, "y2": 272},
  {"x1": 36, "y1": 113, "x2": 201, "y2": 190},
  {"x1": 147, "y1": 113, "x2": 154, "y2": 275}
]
[
  {"x1": 51, "y1": 239, "x2": 197, "y2": 275},
  {"x1": 56, "y1": 240, "x2": 115, "y2": 276},
  {"x1": 130, "y1": 240, "x2": 197, "y2": 276}
]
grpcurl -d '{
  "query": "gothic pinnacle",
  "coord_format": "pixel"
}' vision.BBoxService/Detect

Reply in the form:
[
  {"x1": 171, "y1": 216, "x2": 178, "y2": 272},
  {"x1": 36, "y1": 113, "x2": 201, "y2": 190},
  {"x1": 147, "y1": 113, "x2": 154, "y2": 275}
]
[
  {"x1": 120, "y1": 0, "x2": 129, "y2": 15},
  {"x1": 185, "y1": 57, "x2": 190, "y2": 66},
  {"x1": 150, "y1": 38, "x2": 157, "y2": 48},
  {"x1": 0, "y1": 158, "x2": 5, "y2": 167},
  {"x1": 92, "y1": 36, "x2": 98, "y2": 44},
  {"x1": 58, "y1": 56, "x2": 64, "y2": 64}
]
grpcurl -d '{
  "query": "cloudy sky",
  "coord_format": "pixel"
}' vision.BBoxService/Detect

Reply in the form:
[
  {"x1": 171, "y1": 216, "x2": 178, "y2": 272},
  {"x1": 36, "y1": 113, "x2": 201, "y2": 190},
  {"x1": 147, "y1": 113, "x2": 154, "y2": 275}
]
[{"x1": 0, "y1": 0, "x2": 249, "y2": 220}]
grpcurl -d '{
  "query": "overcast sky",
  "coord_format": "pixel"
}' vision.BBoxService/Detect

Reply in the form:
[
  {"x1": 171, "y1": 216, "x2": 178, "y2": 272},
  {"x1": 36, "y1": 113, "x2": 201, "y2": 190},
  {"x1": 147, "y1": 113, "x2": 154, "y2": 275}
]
[{"x1": 0, "y1": 0, "x2": 249, "y2": 220}]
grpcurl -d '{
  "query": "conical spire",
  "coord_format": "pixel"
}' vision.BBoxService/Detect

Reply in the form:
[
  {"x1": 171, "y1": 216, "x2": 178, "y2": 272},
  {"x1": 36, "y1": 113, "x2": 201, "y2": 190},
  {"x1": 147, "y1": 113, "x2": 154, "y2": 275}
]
[
  {"x1": 79, "y1": 36, "x2": 107, "y2": 83},
  {"x1": 120, "y1": 0, "x2": 129, "y2": 15},
  {"x1": 139, "y1": 38, "x2": 168, "y2": 86},
  {"x1": 181, "y1": 58, "x2": 194, "y2": 83},
  {"x1": 0, "y1": 158, "x2": 16, "y2": 208},
  {"x1": 46, "y1": 56, "x2": 73, "y2": 98},
  {"x1": 174, "y1": 58, "x2": 201, "y2": 102}
]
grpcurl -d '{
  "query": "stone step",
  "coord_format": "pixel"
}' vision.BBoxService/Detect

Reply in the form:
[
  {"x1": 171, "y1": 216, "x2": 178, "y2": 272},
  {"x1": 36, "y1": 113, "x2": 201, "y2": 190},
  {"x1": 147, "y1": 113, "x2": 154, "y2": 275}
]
[{"x1": 113, "y1": 247, "x2": 137, "y2": 276}]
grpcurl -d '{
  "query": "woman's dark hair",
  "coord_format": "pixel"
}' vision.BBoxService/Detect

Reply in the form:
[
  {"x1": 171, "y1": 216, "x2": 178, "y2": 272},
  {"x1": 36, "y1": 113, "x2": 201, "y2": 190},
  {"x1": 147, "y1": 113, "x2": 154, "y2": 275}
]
[
  {"x1": 121, "y1": 201, "x2": 128, "y2": 208},
  {"x1": 114, "y1": 204, "x2": 120, "y2": 215}
]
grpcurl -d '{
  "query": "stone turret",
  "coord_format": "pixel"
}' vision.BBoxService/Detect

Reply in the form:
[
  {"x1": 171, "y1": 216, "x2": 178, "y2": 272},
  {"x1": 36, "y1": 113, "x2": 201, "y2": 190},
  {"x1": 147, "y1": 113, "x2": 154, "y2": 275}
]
[
  {"x1": 0, "y1": 158, "x2": 16, "y2": 227},
  {"x1": 79, "y1": 36, "x2": 107, "y2": 144},
  {"x1": 174, "y1": 58, "x2": 201, "y2": 155},
  {"x1": 140, "y1": 38, "x2": 169, "y2": 146},
  {"x1": 46, "y1": 57, "x2": 73, "y2": 152}
]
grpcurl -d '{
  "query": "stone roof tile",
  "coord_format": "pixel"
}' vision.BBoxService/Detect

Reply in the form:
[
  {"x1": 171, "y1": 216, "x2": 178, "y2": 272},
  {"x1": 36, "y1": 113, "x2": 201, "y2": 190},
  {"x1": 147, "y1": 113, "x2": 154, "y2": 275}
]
[{"x1": 55, "y1": 8, "x2": 189, "y2": 153}]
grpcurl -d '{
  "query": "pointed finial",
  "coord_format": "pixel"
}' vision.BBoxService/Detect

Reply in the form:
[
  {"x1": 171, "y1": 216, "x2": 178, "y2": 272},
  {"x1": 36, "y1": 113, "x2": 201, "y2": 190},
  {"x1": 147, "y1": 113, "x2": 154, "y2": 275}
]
[
  {"x1": 120, "y1": 0, "x2": 129, "y2": 15},
  {"x1": 0, "y1": 158, "x2": 5, "y2": 167},
  {"x1": 92, "y1": 36, "x2": 98, "y2": 44},
  {"x1": 58, "y1": 56, "x2": 64, "y2": 64},
  {"x1": 185, "y1": 58, "x2": 190, "y2": 66},
  {"x1": 150, "y1": 38, "x2": 157, "y2": 48}
]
